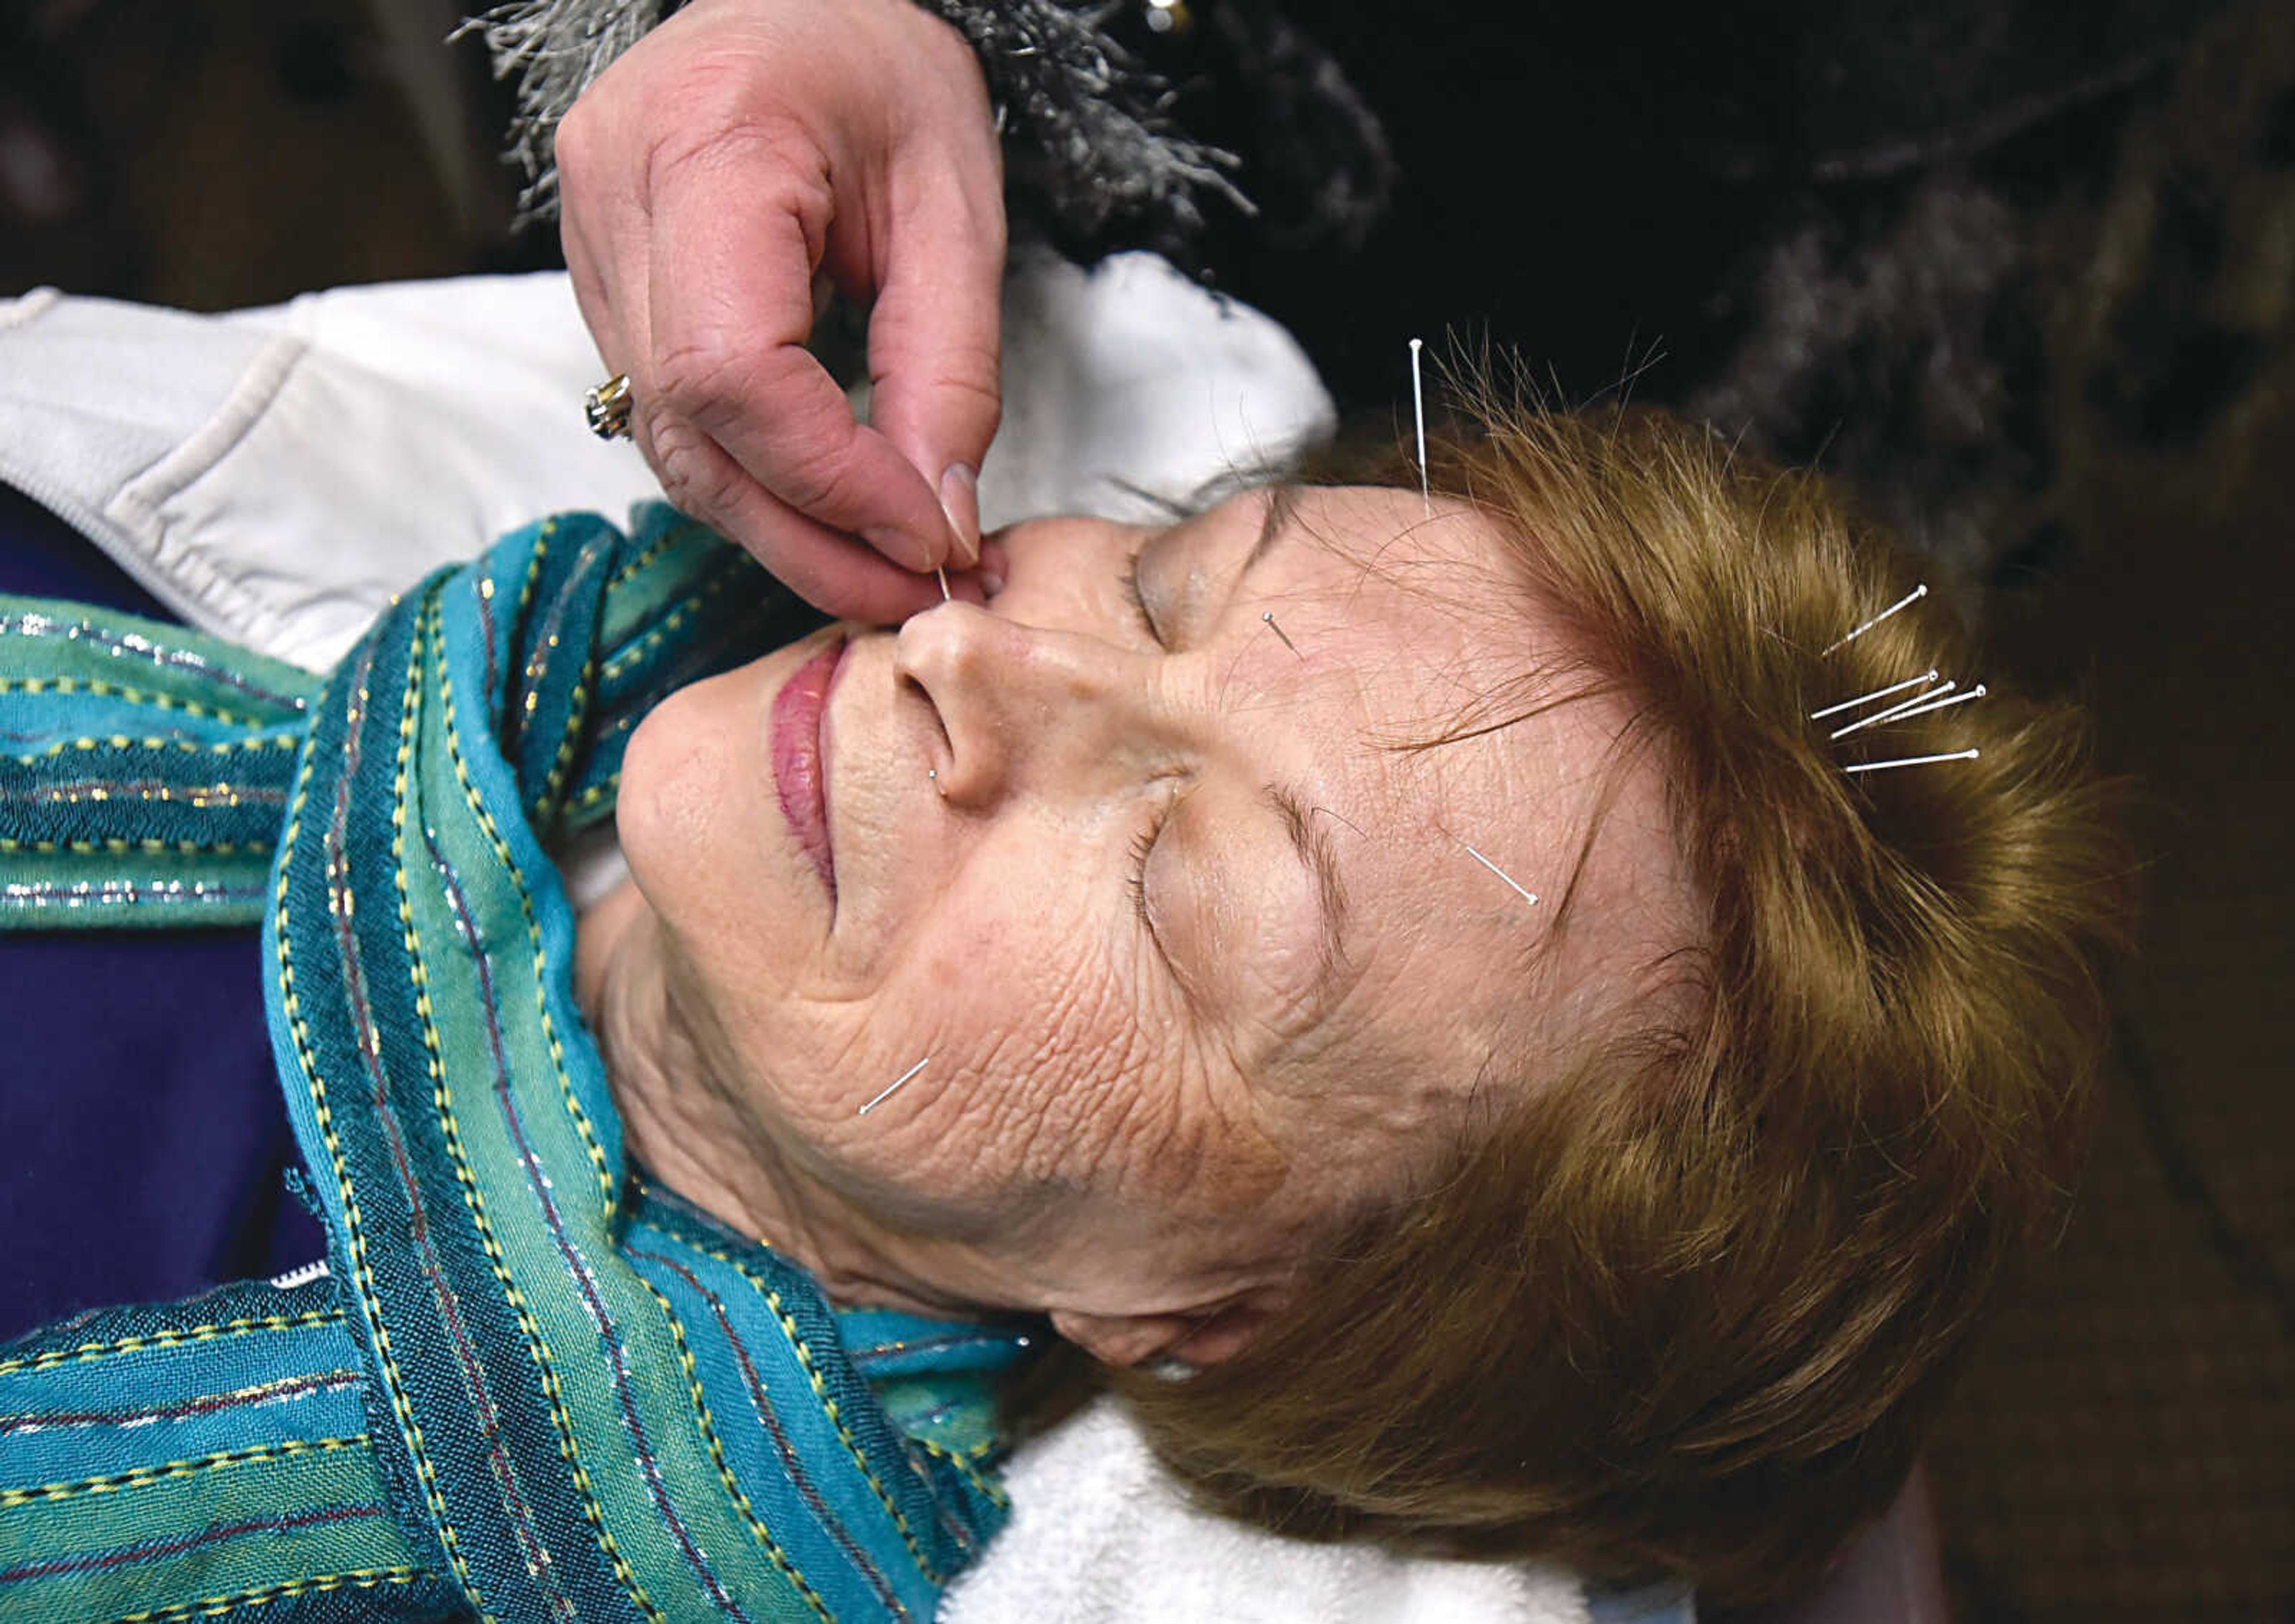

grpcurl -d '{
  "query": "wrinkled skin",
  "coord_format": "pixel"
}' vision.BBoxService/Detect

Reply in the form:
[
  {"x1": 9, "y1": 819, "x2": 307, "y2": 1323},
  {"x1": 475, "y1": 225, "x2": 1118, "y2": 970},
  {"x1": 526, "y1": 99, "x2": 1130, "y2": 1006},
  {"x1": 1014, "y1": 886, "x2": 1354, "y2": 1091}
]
[{"x1": 580, "y1": 487, "x2": 1689, "y2": 1365}]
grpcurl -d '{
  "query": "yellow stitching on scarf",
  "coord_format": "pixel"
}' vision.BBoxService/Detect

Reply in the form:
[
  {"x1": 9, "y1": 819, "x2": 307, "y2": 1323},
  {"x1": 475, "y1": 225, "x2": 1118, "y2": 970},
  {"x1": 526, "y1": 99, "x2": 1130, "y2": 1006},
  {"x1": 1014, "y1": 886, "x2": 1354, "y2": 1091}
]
[
  {"x1": 604, "y1": 519, "x2": 709, "y2": 594},
  {"x1": 0, "y1": 1310, "x2": 341, "y2": 1377},
  {"x1": 7, "y1": 735, "x2": 300, "y2": 764},
  {"x1": 911, "y1": 1437, "x2": 1009, "y2": 1506},
  {"x1": 635, "y1": 1276, "x2": 839, "y2": 1619},
  {"x1": 105, "y1": 1564, "x2": 426, "y2": 1623},
  {"x1": 511, "y1": 521, "x2": 553, "y2": 634},
  {"x1": 598, "y1": 570, "x2": 737, "y2": 685},
  {"x1": 439, "y1": 595, "x2": 613, "y2": 1217},
  {"x1": 408, "y1": 596, "x2": 614, "y2": 1620},
  {"x1": 8, "y1": 780, "x2": 274, "y2": 808},
  {"x1": 0, "y1": 1435, "x2": 367, "y2": 1508},
  {"x1": 0, "y1": 675, "x2": 273, "y2": 728},
  {"x1": 436, "y1": 594, "x2": 664, "y2": 1624},
  {"x1": 534, "y1": 541, "x2": 610, "y2": 822},
  {"x1": 684, "y1": 1234, "x2": 959, "y2": 1561},
  {"x1": 274, "y1": 616, "x2": 486, "y2": 1609}
]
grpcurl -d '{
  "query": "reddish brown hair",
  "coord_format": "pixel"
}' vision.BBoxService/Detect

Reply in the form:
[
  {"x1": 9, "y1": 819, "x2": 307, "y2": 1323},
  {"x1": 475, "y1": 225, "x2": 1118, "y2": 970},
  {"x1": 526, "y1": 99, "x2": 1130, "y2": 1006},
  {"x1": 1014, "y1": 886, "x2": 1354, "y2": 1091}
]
[{"x1": 1086, "y1": 385, "x2": 2132, "y2": 1602}]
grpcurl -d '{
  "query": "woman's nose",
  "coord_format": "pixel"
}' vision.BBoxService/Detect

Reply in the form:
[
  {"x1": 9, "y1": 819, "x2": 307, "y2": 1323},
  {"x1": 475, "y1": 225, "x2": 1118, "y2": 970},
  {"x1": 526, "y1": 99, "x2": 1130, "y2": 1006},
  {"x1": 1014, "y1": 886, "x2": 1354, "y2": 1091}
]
[{"x1": 892, "y1": 602, "x2": 1155, "y2": 805}]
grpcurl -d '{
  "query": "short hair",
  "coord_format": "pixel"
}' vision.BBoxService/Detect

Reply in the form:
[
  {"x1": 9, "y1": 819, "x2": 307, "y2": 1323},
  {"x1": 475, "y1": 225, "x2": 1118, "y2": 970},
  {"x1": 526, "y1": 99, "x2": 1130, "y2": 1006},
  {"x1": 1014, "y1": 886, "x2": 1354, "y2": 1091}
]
[{"x1": 1087, "y1": 384, "x2": 2132, "y2": 1603}]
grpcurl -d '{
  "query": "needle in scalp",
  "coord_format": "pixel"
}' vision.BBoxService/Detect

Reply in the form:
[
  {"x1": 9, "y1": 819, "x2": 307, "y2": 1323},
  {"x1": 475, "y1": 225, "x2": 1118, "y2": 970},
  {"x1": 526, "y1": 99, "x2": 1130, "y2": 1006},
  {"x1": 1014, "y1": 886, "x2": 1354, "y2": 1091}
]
[
  {"x1": 1844, "y1": 749, "x2": 1980, "y2": 775},
  {"x1": 1822, "y1": 583, "x2": 1926, "y2": 656},
  {"x1": 1810, "y1": 669, "x2": 1939, "y2": 722},
  {"x1": 1410, "y1": 338, "x2": 1432, "y2": 519},
  {"x1": 1261, "y1": 611, "x2": 1302, "y2": 656}
]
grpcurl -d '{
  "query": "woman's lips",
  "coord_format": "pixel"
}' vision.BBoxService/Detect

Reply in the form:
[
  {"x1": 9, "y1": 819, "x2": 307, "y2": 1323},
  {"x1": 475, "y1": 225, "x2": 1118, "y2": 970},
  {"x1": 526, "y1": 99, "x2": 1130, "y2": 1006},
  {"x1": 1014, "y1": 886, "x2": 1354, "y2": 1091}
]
[{"x1": 772, "y1": 637, "x2": 845, "y2": 895}]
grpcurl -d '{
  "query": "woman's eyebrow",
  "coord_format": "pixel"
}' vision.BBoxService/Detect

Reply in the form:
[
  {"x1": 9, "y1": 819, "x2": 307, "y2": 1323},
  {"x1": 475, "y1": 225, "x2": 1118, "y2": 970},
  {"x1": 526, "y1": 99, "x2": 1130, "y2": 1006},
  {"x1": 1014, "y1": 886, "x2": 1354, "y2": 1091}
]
[
  {"x1": 1265, "y1": 782, "x2": 1353, "y2": 1017},
  {"x1": 1236, "y1": 484, "x2": 1302, "y2": 591},
  {"x1": 1141, "y1": 482, "x2": 1297, "y2": 637}
]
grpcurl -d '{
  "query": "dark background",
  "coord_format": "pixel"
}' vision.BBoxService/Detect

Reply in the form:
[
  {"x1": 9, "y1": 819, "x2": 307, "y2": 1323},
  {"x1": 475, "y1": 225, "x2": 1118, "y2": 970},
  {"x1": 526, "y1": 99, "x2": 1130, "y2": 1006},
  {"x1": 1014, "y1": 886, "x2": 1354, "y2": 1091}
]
[{"x1": 4, "y1": 1, "x2": 2291, "y2": 1617}]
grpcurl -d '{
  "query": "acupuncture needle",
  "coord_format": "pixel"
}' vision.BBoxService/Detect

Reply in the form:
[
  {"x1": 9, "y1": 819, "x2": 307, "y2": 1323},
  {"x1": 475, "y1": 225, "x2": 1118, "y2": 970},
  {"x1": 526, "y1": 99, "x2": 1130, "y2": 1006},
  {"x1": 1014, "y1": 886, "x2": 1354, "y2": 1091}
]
[{"x1": 858, "y1": 1057, "x2": 930, "y2": 1117}]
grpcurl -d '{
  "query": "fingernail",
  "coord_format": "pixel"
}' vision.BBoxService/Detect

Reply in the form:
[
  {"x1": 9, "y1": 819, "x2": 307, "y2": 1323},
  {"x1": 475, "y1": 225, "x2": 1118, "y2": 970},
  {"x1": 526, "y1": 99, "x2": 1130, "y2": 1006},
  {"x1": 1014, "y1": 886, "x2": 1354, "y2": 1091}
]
[
  {"x1": 938, "y1": 463, "x2": 981, "y2": 568},
  {"x1": 862, "y1": 524, "x2": 937, "y2": 574}
]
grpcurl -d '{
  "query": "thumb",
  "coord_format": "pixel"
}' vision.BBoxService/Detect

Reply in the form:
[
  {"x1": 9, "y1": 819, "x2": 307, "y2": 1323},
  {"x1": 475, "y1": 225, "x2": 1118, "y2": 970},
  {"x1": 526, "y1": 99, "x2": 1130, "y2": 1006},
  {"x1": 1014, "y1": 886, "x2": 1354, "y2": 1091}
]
[{"x1": 864, "y1": 175, "x2": 1005, "y2": 569}]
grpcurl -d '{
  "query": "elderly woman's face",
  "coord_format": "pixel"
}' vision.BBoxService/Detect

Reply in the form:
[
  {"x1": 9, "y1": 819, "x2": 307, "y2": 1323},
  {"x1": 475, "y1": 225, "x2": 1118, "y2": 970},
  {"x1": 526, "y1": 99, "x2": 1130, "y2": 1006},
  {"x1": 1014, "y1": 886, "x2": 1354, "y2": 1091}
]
[{"x1": 616, "y1": 487, "x2": 1661, "y2": 1333}]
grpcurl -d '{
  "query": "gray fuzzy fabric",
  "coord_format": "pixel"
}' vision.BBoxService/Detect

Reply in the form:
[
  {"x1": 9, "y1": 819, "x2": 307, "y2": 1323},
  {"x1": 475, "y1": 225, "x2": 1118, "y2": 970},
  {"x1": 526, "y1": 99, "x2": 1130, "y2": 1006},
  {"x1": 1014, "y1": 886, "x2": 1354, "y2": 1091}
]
[
  {"x1": 1685, "y1": 181, "x2": 2041, "y2": 587},
  {"x1": 457, "y1": 0, "x2": 1248, "y2": 237},
  {"x1": 1671, "y1": 0, "x2": 2223, "y2": 591},
  {"x1": 455, "y1": 0, "x2": 666, "y2": 218}
]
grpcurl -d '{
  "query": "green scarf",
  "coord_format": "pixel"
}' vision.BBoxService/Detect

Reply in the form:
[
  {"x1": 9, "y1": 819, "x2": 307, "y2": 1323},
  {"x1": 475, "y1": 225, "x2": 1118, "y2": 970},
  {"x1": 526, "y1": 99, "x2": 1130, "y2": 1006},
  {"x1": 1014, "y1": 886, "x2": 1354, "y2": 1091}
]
[{"x1": 0, "y1": 507, "x2": 1021, "y2": 1622}]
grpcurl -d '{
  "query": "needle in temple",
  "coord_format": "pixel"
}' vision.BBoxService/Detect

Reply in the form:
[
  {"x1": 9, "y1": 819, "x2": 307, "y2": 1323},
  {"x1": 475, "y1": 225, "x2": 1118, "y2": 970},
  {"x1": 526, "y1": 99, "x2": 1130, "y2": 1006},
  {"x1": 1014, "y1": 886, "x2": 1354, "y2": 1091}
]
[{"x1": 1262, "y1": 611, "x2": 1302, "y2": 656}]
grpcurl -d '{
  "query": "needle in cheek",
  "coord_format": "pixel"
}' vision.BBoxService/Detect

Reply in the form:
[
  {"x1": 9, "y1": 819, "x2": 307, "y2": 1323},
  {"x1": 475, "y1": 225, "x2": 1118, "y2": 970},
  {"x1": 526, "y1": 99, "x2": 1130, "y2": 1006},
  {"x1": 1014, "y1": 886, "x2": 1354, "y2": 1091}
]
[{"x1": 858, "y1": 1057, "x2": 931, "y2": 1116}]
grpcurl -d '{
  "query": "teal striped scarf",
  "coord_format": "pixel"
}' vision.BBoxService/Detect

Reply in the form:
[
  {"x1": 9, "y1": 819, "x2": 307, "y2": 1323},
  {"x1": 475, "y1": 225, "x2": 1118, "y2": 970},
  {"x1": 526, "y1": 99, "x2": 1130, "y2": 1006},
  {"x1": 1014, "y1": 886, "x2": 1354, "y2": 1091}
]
[{"x1": 0, "y1": 506, "x2": 1021, "y2": 1622}]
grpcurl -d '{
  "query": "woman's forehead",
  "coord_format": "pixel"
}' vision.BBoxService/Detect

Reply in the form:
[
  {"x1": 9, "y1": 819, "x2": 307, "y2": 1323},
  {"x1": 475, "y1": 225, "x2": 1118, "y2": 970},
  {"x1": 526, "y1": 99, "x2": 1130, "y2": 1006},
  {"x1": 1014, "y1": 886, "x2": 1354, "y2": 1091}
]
[
  {"x1": 1223, "y1": 484, "x2": 1507, "y2": 597},
  {"x1": 1221, "y1": 485, "x2": 1595, "y2": 768},
  {"x1": 1216, "y1": 488, "x2": 1657, "y2": 1057}
]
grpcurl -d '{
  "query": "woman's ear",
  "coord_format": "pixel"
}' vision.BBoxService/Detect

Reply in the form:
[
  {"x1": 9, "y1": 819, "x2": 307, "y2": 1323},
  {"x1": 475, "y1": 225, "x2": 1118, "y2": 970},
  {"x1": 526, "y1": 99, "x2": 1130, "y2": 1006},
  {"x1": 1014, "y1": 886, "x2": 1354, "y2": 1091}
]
[{"x1": 1049, "y1": 1298, "x2": 1274, "y2": 1369}]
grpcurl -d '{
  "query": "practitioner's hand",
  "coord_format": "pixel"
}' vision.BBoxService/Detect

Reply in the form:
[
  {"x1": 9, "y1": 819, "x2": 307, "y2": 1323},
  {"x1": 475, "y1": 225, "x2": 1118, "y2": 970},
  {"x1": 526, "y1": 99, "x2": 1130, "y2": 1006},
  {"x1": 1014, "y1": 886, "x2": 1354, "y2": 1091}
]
[{"x1": 555, "y1": 0, "x2": 1005, "y2": 622}]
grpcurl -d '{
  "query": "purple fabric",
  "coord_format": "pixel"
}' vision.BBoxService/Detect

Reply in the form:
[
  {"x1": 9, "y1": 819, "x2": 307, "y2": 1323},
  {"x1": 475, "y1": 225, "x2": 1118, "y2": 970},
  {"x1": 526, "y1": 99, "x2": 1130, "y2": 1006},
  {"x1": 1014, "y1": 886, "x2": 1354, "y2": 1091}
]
[{"x1": 0, "y1": 485, "x2": 325, "y2": 1344}]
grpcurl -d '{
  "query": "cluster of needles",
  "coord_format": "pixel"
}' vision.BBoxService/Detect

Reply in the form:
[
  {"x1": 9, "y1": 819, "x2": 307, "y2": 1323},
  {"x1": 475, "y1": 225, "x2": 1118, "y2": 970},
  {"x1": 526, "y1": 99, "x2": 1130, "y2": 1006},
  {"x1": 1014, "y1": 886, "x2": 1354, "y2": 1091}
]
[{"x1": 1811, "y1": 584, "x2": 1984, "y2": 774}]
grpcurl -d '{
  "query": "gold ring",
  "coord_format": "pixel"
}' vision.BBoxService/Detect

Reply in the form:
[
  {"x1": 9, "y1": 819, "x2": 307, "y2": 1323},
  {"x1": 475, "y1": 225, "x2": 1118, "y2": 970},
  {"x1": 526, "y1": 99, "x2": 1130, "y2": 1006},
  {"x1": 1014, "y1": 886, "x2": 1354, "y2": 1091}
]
[{"x1": 585, "y1": 373, "x2": 634, "y2": 441}]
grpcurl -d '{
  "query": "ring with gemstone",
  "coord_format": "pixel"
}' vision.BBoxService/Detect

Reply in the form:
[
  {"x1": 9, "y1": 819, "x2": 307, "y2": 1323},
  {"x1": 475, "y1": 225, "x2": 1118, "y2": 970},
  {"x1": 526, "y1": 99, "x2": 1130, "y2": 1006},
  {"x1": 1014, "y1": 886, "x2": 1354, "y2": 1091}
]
[{"x1": 585, "y1": 373, "x2": 634, "y2": 441}]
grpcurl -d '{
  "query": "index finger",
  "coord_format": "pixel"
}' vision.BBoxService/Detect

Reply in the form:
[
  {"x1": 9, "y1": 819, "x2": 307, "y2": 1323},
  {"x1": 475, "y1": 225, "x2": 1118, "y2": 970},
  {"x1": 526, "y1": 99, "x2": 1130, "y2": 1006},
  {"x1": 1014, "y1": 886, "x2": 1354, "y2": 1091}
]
[
  {"x1": 674, "y1": 432, "x2": 974, "y2": 621},
  {"x1": 644, "y1": 129, "x2": 957, "y2": 571}
]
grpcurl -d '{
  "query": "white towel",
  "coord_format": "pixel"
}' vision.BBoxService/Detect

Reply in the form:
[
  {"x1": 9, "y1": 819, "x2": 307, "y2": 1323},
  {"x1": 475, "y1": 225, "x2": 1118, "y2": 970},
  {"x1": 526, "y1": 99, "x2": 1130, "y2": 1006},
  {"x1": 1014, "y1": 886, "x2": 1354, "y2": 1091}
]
[{"x1": 942, "y1": 1399, "x2": 1592, "y2": 1624}]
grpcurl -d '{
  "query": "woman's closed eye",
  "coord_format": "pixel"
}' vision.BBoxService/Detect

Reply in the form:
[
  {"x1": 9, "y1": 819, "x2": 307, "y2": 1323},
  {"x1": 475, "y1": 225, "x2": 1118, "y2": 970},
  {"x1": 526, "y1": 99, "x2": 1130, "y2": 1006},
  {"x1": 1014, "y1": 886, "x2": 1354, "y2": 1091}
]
[
  {"x1": 1128, "y1": 818, "x2": 1165, "y2": 941},
  {"x1": 1119, "y1": 546, "x2": 1165, "y2": 647},
  {"x1": 1127, "y1": 781, "x2": 1190, "y2": 972}
]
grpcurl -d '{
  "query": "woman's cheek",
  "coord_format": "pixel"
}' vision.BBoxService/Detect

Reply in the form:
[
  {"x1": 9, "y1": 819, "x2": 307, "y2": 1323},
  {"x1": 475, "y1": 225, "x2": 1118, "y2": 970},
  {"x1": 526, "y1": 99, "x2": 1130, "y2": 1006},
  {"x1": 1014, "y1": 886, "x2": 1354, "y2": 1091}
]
[
  {"x1": 616, "y1": 684, "x2": 757, "y2": 923},
  {"x1": 922, "y1": 910, "x2": 1147, "y2": 1102}
]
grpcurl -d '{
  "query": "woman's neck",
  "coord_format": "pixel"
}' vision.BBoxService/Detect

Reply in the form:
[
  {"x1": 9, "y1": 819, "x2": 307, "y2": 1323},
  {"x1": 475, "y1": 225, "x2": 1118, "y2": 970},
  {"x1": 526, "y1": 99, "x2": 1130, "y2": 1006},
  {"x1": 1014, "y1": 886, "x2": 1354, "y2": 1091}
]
[{"x1": 574, "y1": 884, "x2": 986, "y2": 1317}]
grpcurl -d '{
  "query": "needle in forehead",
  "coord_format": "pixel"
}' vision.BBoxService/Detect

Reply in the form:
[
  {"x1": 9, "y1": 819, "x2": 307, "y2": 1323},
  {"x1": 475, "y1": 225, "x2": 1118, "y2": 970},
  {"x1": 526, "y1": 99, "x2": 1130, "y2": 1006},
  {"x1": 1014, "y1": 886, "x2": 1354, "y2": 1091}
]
[{"x1": 1458, "y1": 840, "x2": 1539, "y2": 907}]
